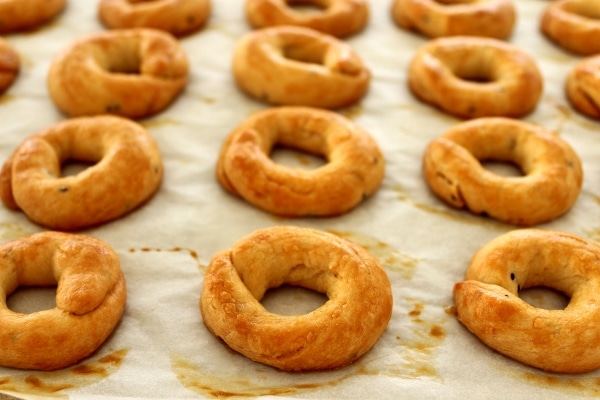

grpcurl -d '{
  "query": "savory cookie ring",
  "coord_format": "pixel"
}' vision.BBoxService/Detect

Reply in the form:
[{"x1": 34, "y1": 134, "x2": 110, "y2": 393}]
[
  {"x1": 216, "y1": 106, "x2": 385, "y2": 217},
  {"x1": 232, "y1": 26, "x2": 370, "y2": 109},
  {"x1": 98, "y1": 0, "x2": 211, "y2": 37},
  {"x1": 47, "y1": 28, "x2": 189, "y2": 119},
  {"x1": 200, "y1": 225, "x2": 393, "y2": 371},
  {"x1": 422, "y1": 118, "x2": 583, "y2": 226},
  {"x1": 245, "y1": 0, "x2": 369, "y2": 38},
  {"x1": 408, "y1": 36, "x2": 543, "y2": 119},
  {"x1": 0, "y1": 115, "x2": 163, "y2": 231},
  {"x1": 0, "y1": 231, "x2": 126, "y2": 371},
  {"x1": 541, "y1": 0, "x2": 600, "y2": 55},
  {"x1": 566, "y1": 55, "x2": 600, "y2": 119},
  {"x1": 0, "y1": 37, "x2": 20, "y2": 94},
  {"x1": 0, "y1": 0, "x2": 66, "y2": 33},
  {"x1": 391, "y1": 0, "x2": 516, "y2": 39},
  {"x1": 454, "y1": 229, "x2": 600, "y2": 373}
]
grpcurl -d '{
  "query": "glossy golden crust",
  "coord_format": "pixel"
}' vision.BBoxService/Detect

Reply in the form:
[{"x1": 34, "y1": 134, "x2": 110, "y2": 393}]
[
  {"x1": 566, "y1": 55, "x2": 600, "y2": 119},
  {"x1": 0, "y1": 38, "x2": 19, "y2": 94},
  {"x1": 0, "y1": 115, "x2": 163, "y2": 231},
  {"x1": 0, "y1": 0, "x2": 66, "y2": 33},
  {"x1": 98, "y1": 0, "x2": 211, "y2": 37},
  {"x1": 422, "y1": 118, "x2": 583, "y2": 226},
  {"x1": 232, "y1": 26, "x2": 370, "y2": 109},
  {"x1": 200, "y1": 225, "x2": 393, "y2": 372},
  {"x1": 408, "y1": 36, "x2": 542, "y2": 119},
  {"x1": 392, "y1": 0, "x2": 516, "y2": 39},
  {"x1": 0, "y1": 231, "x2": 126, "y2": 371},
  {"x1": 541, "y1": 0, "x2": 600, "y2": 55},
  {"x1": 454, "y1": 229, "x2": 600, "y2": 374},
  {"x1": 47, "y1": 28, "x2": 189, "y2": 119},
  {"x1": 245, "y1": 0, "x2": 369, "y2": 38},
  {"x1": 216, "y1": 106, "x2": 385, "y2": 217}
]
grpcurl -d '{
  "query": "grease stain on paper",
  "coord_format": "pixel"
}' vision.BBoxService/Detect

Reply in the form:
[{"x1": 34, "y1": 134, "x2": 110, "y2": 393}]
[
  {"x1": 497, "y1": 367, "x2": 600, "y2": 397},
  {"x1": 0, "y1": 349, "x2": 128, "y2": 398},
  {"x1": 327, "y1": 229, "x2": 419, "y2": 280},
  {"x1": 393, "y1": 185, "x2": 508, "y2": 231},
  {"x1": 128, "y1": 246, "x2": 205, "y2": 270},
  {"x1": 140, "y1": 117, "x2": 180, "y2": 129},
  {"x1": 174, "y1": 232, "x2": 448, "y2": 398},
  {"x1": 0, "y1": 222, "x2": 34, "y2": 242},
  {"x1": 173, "y1": 299, "x2": 447, "y2": 398}
]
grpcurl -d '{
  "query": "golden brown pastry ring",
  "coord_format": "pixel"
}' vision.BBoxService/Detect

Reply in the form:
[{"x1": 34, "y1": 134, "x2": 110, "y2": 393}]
[
  {"x1": 200, "y1": 225, "x2": 393, "y2": 372},
  {"x1": 566, "y1": 55, "x2": 600, "y2": 119},
  {"x1": 422, "y1": 118, "x2": 583, "y2": 226},
  {"x1": 0, "y1": 0, "x2": 66, "y2": 33},
  {"x1": 98, "y1": 0, "x2": 211, "y2": 37},
  {"x1": 0, "y1": 231, "x2": 126, "y2": 371},
  {"x1": 541, "y1": 0, "x2": 600, "y2": 55},
  {"x1": 391, "y1": 0, "x2": 516, "y2": 39},
  {"x1": 47, "y1": 28, "x2": 189, "y2": 119},
  {"x1": 216, "y1": 106, "x2": 385, "y2": 217},
  {"x1": 232, "y1": 26, "x2": 370, "y2": 109},
  {"x1": 454, "y1": 228, "x2": 600, "y2": 374},
  {"x1": 408, "y1": 36, "x2": 543, "y2": 119},
  {"x1": 245, "y1": 0, "x2": 369, "y2": 38},
  {"x1": 0, "y1": 115, "x2": 163, "y2": 231},
  {"x1": 0, "y1": 37, "x2": 19, "y2": 94}
]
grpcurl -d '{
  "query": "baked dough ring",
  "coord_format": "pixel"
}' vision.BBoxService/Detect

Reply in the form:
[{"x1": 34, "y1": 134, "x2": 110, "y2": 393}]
[
  {"x1": 232, "y1": 26, "x2": 370, "y2": 109},
  {"x1": 245, "y1": 0, "x2": 369, "y2": 38},
  {"x1": 216, "y1": 106, "x2": 385, "y2": 217},
  {"x1": 200, "y1": 225, "x2": 393, "y2": 371},
  {"x1": 391, "y1": 0, "x2": 516, "y2": 39},
  {"x1": 0, "y1": 0, "x2": 66, "y2": 33},
  {"x1": 0, "y1": 231, "x2": 126, "y2": 371},
  {"x1": 98, "y1": 0, "x2": 211, "y2": 37},
  {"x1": 422, "y1": 118, "x2": 583, "y2": 226},
  {"x1": 0, "y1": 115, "x2": 163, "y2": 231},
  {"x1": 47, "y1": 28, "x2": 189, "y2": 119},
  {"x1": 454, "y1": 229, "x2": 600, "y2": 374},
  {"x1": 0, "y1": 37, "x2": 19, "y2": 94},
  {"x1": 541, "y1": 0, "x2": 600, "y2": 55},
  {"x1": 408, "y1": 36, "x2": 543, "y2": 119},
  {"x1": 566, "y1": 55, "x2": 600, "y2": 119}
]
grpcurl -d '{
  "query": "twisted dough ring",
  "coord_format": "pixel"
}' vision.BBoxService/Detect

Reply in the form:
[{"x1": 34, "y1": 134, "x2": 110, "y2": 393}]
[
  {"x1": 216, "y1": 106, "x2": 385, "y2": 217},
  {"x1": 541, "y1": 0, "x2": 600, "y2": 55},
  {"x1": 422, "y1": 118, "x2": 583, "y2": 226},
  {"x1": 98, "y1": 0, "x2": 211, "y2": 37},
  {"x1": 0, "y1": 231, "x2": 126, "y2": 371},
  {"x1": 0, "y1": 38, "x2": 19, "y2": 94},
  {"x1": 245, "y1": 0, "x2": 369, "y2": 38},
  {"x1": 391, "y1": 0, "x2": 516, "y2": 39},
  {"x1": 566, "y1": 55, "x2": 600, "y2": 119},
  {"x1": 0, "y1": 115, "x2": 163, "y2": 231},
  {"x1": 232, "y1": 26, "x2": 370, "y2": 109},
  {"x1": 0, "y1": 0, "x2": 66, "y2": 33},
  {"x1": 200, "y1": 225, "x2": 393, "y2": 371},
  {"x1": 408, "y1": 36, "x2": 543, "y2": 119},
  {"x1": 47, "y1": 28, "x2": 189, "y2": 119},
  {"x1": 454, "y1": 229, "x2": 600, "y2": 374}
]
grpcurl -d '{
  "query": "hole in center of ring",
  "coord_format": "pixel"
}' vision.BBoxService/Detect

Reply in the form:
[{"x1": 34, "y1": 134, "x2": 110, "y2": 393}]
[
  {"x1": 519, "y1": 286, "x2": 569, "y2": 311},
  {"x1": 261, "y1": 285, "x2": 328, "y2": 316},
  {"x1": 270, "y1": 146, "x2": 327, "y2": 170},
  {"x1": 285, "y1": 0, "x2": 328, "y2": 14},
  {"x1": 7, "y1": 286, "x2": 57, "y2": 314},
  {"x1": 61, "y1": 159, "x2": 96, "y2": 177},
  {"x1": 481, "y1": 161, "x2": 524, "y2": 177}
]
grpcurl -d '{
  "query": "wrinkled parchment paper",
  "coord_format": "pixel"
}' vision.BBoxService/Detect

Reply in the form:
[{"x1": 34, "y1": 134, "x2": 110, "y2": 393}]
[{"x1": 2, "y1": 1, "x2": 600, "y2": 399}]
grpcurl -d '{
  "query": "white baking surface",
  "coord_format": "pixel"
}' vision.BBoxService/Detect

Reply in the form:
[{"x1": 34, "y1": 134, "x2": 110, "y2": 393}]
[{"x1": 1, "y1": 0, "x2": 600, "y2": 399}]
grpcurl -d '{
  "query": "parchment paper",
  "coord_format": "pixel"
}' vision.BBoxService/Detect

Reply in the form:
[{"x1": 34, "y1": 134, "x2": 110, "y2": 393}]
[{"x1": 1, "y1": 1, "x2": 600, "y2": 399}]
